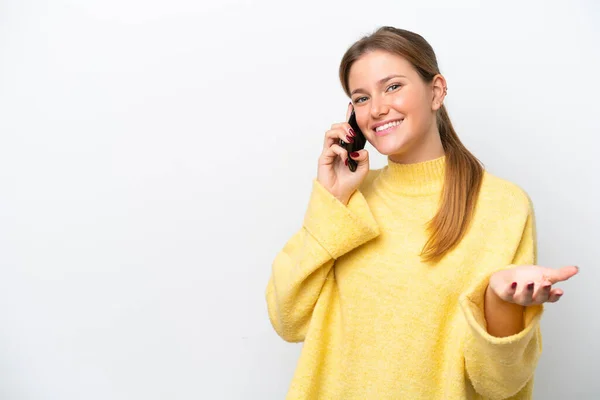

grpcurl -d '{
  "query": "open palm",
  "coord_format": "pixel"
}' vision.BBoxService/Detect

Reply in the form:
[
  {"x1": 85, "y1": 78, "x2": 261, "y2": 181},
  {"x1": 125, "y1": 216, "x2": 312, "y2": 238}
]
[{"x1": 489, "y1": 265, "x2": 579, "y2": 306}]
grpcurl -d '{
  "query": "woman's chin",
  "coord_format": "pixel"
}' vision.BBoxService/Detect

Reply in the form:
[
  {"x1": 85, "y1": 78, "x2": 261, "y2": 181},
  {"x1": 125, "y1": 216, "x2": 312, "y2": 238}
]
[
  {"x1": 374, "y1": 142, "x2": 405, "y2": 156},
  {"x1": 372, "y1": 131, "x2": 415, "y2": 155}
]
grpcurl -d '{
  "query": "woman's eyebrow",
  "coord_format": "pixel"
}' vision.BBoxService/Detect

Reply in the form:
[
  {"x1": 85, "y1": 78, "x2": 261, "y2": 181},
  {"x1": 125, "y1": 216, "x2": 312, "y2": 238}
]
[{"x1": 350, "y1": 74, "x2": 407, "y2": 96}]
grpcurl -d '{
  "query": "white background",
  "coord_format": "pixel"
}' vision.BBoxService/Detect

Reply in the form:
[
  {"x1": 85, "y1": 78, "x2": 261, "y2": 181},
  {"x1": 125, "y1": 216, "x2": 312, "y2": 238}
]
[{"x1": 1, "y1": 0, "x2": 598, "y2": 398}]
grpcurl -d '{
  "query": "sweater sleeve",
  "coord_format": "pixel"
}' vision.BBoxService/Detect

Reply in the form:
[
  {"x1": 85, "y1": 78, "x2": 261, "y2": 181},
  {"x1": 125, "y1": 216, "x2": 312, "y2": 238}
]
[
  {"x1": 459, "y1": 202, "x2": 543, "y2": 400},
  {"x1": 265, "y1": 179, "x2": 380, "y2": 342}
]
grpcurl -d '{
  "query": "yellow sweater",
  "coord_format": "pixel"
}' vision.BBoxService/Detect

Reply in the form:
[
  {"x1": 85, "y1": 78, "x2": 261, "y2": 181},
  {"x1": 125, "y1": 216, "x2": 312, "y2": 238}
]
[{"x1": 266, "y1": 155, "x2": 543, "y2": 400}]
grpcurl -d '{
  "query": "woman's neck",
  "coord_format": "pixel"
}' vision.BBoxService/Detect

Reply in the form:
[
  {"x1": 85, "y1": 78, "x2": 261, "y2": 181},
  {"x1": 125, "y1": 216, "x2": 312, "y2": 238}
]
[{"x1": 388, "y1": 124, "x2": 445, "y2": 164}]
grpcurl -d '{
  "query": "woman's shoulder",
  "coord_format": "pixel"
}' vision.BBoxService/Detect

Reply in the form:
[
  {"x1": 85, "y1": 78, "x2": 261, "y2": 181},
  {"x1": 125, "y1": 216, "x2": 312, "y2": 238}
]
[{"x1": 479, "y1": 170, "x2": 534, "y2": 215}]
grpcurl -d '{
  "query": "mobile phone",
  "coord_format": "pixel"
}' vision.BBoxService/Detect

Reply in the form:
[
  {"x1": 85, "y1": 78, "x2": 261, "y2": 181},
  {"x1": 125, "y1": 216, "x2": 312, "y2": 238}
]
[{"x1": 339, "y1": 108, "x2": 366, "y2": 172}]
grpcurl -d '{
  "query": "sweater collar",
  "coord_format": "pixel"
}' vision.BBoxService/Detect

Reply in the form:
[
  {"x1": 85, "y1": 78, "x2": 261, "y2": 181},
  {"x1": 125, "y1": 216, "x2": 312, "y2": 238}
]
[{"x1": 376, "y1": 154, "x2": 446, "y2": 196}]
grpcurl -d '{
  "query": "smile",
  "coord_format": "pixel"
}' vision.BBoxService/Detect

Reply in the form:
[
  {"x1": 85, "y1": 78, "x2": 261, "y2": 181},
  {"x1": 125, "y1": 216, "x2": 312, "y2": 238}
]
[{"x1": 374, "y1": 119, "x2": 403, "y2": 136}]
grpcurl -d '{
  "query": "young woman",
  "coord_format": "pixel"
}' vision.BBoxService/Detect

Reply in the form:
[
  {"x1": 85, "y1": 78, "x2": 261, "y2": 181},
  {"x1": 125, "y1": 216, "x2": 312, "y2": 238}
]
[{"x1": 265, "y1": 26, "x2": 578, "y2": 399}]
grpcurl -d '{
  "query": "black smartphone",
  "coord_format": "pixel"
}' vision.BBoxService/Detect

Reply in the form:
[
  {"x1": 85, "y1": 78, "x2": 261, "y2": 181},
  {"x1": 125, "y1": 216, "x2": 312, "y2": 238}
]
[{"x1": 339, "y1": 108, "x2": 367, "y2": 172}]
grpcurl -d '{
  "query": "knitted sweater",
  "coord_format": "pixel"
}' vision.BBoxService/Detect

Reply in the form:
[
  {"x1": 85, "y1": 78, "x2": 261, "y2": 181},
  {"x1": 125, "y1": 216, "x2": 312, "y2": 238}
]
[{"x1": 266, "y1": 155, "x2": 543, "y2": 399}]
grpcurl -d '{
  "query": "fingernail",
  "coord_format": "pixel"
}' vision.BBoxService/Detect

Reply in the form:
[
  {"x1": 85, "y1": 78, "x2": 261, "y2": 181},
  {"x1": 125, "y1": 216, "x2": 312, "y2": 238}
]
[
  {"x1": 543, "y1": 284, "x2": 551, "y2": 291},
  {"x1": 527, "y1": 283, "x2": 534, "y2": 291},
  {"x1": 351, "y1": 152, "x2": 360, "y2": 158},
  {"x1": 556, "y1": 293, "x2": 563, "y2": 297},
  {"x1": 346, "y1": 135, "x2": 354, "y2": 143},
  {"x1": 348, "y1": 128, "x2": 356, "y2": 137},
  {"x1": 511, "y1": 282, "x2": 517, "y2": 289},
  {"x1": 344, "y1": 159, "x2": 348, "y2": 166}
]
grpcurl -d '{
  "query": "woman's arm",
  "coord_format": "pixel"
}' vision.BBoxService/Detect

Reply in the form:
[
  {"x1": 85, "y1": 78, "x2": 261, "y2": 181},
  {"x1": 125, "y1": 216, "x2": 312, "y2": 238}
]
[
  {"x1": 266, "y1": 179, "x2": 380, "y2": 342},
  {"x1": 484, "y1": 284, "x2": 525, "y2": 337},
  {"x1": 460, "y1": 198, "x2": 543, "y2": 399}
]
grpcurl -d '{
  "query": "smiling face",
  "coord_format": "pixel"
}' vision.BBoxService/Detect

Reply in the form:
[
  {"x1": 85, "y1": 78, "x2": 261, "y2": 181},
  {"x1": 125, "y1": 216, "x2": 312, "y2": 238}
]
[{"x1": 347, "y1": 50, "x2": 446, "y2": 163}]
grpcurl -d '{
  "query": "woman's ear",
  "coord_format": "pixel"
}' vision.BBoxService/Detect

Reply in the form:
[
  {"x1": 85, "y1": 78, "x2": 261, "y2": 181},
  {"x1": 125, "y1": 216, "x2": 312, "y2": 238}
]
[{"x1": 431, "y1": 74, "x2": 447, "y2": 111}]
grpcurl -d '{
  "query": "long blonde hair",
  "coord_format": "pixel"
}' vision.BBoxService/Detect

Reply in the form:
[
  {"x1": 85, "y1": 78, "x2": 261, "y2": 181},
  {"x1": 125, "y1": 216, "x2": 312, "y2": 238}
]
[{"x1": 339, "y1": 27, "x2": 484, "y2": 263}]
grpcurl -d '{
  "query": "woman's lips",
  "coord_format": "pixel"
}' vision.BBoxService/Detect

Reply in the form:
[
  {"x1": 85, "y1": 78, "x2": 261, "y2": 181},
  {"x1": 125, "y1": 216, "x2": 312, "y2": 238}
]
[{"x1": 374, "y1": 120, "x2": 403, "y2": 137}]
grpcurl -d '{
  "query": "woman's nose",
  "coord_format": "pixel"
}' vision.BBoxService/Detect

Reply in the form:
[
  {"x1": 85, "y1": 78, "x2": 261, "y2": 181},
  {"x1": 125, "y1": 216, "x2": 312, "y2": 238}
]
[{"x1": 370, "y1": 98, "x2": 390, "y2": 118}]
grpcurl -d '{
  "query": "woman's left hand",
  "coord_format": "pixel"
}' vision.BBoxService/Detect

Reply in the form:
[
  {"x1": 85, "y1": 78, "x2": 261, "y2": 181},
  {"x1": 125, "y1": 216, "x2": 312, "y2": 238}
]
[{"x1": 488, "y1": 265, "x2": 579, "y2": 306}]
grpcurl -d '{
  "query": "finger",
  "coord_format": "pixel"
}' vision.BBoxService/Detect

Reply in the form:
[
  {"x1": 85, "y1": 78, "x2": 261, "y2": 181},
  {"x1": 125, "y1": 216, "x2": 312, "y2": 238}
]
[
  {"x1": 517, "y1": 281, "x2": 535, "y2": 305},
  {"x1": 533, "y1": 282, "x2": 552, "y2": 304},
  {"x1": 547, "y1": 288, "x2": 564, "y2": 303},
  {"x1": 323, "y1": 127, "x2": 354, "y2": 151},
  {"x1": 348, "y1": 149, "x2": 369, "y2": 168},
  {"x1": 545, "y1": 265, "x2": 579, "y2": 284},
  {"x1": 320, "y1": 143, "x2": 348, "y2": 165},
  {"x1": 346, "y1": 102, "x2": 353, "y2": 121},
  {"x1": 492, "y1": 280, "x2": 517, "y2": 302},
  {"x1": 331, "y1": 122, "x2": 356, "y2": 138},
  {"x1": 331, "y1": 121, "x2": 353, "y2": 133},
  {"x1": 503, "y1": 281, "x2": 518, "y2": 301}
]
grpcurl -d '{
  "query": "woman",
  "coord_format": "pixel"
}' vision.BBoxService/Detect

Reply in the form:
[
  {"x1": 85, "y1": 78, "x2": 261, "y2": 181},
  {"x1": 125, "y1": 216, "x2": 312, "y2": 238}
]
[{"x1": 265, "y1": 26, "x2": 578, "y2": 399}]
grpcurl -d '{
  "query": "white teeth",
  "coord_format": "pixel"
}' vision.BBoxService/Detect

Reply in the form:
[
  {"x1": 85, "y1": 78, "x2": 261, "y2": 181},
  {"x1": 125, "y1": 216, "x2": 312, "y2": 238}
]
[{"x1": 375, "y1": 120, "x2": 403, "y2": 132}]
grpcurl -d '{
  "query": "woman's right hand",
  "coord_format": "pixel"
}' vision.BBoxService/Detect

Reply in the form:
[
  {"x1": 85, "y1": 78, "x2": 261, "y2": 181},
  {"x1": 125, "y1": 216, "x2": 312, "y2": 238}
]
[{"x1": 317, "y1": 103, "x2": 370, "y2": 205}]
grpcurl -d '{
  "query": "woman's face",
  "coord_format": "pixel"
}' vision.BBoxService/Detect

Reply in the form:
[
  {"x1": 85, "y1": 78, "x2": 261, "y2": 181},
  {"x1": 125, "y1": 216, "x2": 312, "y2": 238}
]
[{"x1": 347, "y1": 50, "x2": 445, "y2": 162}]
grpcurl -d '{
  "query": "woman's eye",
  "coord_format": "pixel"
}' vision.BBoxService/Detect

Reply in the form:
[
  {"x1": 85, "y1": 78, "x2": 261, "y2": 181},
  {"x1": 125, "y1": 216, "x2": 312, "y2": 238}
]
[
  {"x1": 354, "y1": 97, "x2": 368, "y2": 104},
  {"x1": 386, "y1": 84, "x2": 401, "y2": 92}
]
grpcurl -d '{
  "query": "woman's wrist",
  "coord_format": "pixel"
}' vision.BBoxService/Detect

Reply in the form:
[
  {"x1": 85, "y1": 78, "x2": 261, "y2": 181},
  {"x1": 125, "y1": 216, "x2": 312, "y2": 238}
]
[{"x1": 484, "y1": 284, "x2": 525, "y2": 337}]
